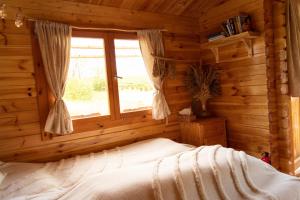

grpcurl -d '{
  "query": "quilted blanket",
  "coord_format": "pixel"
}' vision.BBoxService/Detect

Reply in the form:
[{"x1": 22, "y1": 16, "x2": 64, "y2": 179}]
[{"x1": 0, "y1": 138, "x2": 299, "y2": 200}]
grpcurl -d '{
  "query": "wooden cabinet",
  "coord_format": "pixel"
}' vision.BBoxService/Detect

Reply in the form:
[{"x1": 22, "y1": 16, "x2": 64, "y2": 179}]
[{"x1": 180, "y1": 118, "x2": 227, "y2": 147}]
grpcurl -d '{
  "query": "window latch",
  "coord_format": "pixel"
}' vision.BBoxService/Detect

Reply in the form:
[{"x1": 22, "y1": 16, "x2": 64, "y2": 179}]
[{"x1": 114, "y1": 75, "x2": 123, "y2": 79}]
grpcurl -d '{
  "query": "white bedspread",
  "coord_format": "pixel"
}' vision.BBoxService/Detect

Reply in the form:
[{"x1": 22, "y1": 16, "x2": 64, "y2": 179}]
[{"x1": 0, "y1": 138, "x2": 300, "y2": 200}]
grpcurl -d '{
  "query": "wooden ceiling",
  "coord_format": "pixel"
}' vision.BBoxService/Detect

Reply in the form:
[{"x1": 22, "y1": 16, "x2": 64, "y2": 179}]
[{"x1": 65, "y1": 0, "x2": 227, "y2": 18}]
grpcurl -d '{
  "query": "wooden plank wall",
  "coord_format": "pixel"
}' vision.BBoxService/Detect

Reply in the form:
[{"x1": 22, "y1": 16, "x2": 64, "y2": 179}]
[
  {"x1": 0, "y1": 0, "x2": 296, "y2": 174},
  {"x1": 199, "y1": 0, "x2": 295, "y2": 173},
  {"x1": 0, "y1": 0, "x2": 200, "y2": 162},
  {"x1": 199, "y1": 0, "x2": 273, "y2": 159}
]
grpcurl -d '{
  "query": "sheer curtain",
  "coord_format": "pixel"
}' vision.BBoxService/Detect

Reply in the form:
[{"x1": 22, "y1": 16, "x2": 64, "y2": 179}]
[
  {"x1": 35, "y1": 21, "x2": 73, "y2": 135},
  {"x1": 137, "y1": 30, "x2": 171, "y2": 120},
  {"x1": 287, "y1": 0, "x2": 300, "y2": 97}
]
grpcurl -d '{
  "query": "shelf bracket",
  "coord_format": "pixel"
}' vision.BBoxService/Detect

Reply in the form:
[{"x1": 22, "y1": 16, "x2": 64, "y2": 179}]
[
  {"x1": 241, "y1": 38, "x2": 253, "y2": 57},
  {"x1": 210, "y1": 47, "x2": 220, "y2": 63}
]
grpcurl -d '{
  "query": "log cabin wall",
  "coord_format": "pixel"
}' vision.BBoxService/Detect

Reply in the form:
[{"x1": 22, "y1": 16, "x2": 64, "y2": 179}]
[
  {"x1": 199, "y1": 0, "x2": 295, "y2": 173},
  {"x1": 0, "y1": 0, "x2": 295, "y2": 174},
  {"x1": 264, "y1": 0, "x2": 293, "y2": 174},
  {"x1": 264, "y1": 0, "x2": 279, "y2": 170},
  {"x1": 0, "y1": 0, "x2": 200, "y2": 162},
  {"x1": 272, "y1": 0, "x2": 294, "y2": 174},
  {"x1": 199, "y1": 0, "x2": 280, "y2": 167}
]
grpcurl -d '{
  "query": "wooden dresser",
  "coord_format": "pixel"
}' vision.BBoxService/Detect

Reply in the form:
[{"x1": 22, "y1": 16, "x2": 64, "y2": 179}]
[{"x1": 180, "y1": 118, "x2": 227, "y2": 147}]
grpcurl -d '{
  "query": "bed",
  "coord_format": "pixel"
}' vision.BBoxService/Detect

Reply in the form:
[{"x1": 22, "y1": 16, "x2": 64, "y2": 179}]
[{"x1": 0, "y1": 138, "x2": 300, "y2": 200}]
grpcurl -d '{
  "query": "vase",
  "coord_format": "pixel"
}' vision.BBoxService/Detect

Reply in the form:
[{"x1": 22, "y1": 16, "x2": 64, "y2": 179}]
[
  {"x1": 198, "y1": 95, "x2": 211, "y2": 118},
  {"x1": 191, "y1": 97, "x2": 211, "y2": 118}
]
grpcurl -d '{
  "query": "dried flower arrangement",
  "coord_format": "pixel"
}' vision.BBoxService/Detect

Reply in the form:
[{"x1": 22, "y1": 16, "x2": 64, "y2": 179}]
[
  {"x1": 185, "y1": 62, "x2": 221, "y2": 117},
  {"x1": 152, "y1": 59, "x2": 176, "y2": 80}
]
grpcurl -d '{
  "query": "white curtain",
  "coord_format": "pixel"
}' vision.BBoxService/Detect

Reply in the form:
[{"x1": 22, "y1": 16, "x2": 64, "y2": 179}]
[
  {"x1": 137, "y1": 30, "x2": 171, "y2": 120},
  {"x1": 287, "y1": 0, "x2": 300, "y2": 97},
  {"x1": 35, "y1": 21, "x2": 73, "y2": 135}
]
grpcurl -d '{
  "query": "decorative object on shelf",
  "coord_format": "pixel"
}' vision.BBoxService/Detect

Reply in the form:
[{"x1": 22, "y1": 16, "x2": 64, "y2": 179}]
[
  {"x1": 15, "y1": 8, "x2": 24, "y2": 28},
  {"x1": 203, "y1": 13, "x2": 258, "y2": 63},
  {"x1": 221, "y1": 13, "x2": 253, "y2": 36},
  {"x1": 0, "y1": 3, "x2": 7, "y2": 45},
  {"x1": 208, "y1": 32, "x2": 227, "y2": 42},
  {"x1": 0, "y1": 4, "x2": 24, "y2": 28},
  {"x1": 185, "y1": 62, "x2": 221, "y2": 118},
  {"x1": 0, "y1": 3, "x2": 7, "y2": 19}
]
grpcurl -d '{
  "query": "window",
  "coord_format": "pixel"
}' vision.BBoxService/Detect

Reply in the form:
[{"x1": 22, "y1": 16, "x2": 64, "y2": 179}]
[
  {"x1": 114, "y1": 39, "x2": 153, "y2": 113},
  {"x1": 64, "y1": 37, "x2": 110, "y2": 118},
  {"x1": 33, "y1": 30, "x2": 156, "y2": 137},
  {"x1": 62, "y1": 30, "x2": 153, "y2": 126}
]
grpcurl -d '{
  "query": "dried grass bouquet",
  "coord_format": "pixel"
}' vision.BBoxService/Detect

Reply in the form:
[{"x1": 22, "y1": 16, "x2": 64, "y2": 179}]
[{"x1": 185, "y1": 62, "x2": 221, "y2": 117}]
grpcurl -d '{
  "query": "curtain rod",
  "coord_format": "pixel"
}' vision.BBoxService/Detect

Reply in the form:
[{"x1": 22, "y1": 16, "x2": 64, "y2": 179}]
[
  {"x1": 27, "y1": 18, "x2": 167, "y2": 33},
  {"x1": 152, "y1": 54, "x2": 201, "y2": 63},
  {"x1": 71, "y1": 25, "x2": 167, "y2": 32},
  {"x1": 26, "y1": 18, "x2": 197, "y2": 62}
]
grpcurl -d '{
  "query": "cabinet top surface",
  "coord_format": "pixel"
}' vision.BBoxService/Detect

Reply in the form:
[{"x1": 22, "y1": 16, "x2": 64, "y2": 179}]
[{"x1": 182, "y1": 117, "x2": 226, "y2": 124}]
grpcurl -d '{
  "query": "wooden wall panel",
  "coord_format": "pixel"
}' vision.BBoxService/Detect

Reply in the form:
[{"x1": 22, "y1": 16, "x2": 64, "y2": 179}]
[
  {"x1": 198, "y1": 0, "x2": 296, "y2": 174},
  {"x1": 0, "y1": 1, "x2": 200, "y2": 162},
  {"x1": 1, "y1": 0, "x2": 294, "y2": 174},
  {"x1": 199, "y1": 0, "x2": 272, "y2": 158}
]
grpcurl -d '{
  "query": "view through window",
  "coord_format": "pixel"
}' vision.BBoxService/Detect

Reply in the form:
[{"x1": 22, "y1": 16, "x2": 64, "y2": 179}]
[
  {"x1": 64, "y1": 35, "x2": 153, "y2": 119},
  {"x1": 64, "y1": 37, "x2": 110, "y2": 118},
  {"x1": 114, "y1": 39, "x2": 153, "y2": 113}
]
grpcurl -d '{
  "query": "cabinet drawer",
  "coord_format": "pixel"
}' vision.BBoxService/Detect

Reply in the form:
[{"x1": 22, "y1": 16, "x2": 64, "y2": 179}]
[
  {"x1": 202, "y1": 121, "x2": 226, "y2": 138},
  {"x1": 204, "y1": 134, "x2": 227, "y2": 147},
  {"x1": 180, "y1": 118, "x2": 227, "y2": 147},
  {"x1": 180, "y1": 123, "x2": 203, "y2": 146}
]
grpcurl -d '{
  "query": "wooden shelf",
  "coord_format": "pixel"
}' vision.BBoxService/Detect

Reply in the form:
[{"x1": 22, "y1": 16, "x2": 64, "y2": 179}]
[{"x1": 201, "y1": 31, "x2": 260, "y2": 63}]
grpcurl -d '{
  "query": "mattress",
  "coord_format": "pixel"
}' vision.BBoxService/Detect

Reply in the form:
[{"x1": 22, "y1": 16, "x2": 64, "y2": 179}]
[{"x1": 1, "y1": 138, "x2": 300, "y2": 200}]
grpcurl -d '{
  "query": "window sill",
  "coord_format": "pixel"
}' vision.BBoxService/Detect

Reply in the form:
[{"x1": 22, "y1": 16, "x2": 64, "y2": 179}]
[{"x1": 71, "y1": 109, "x2": 152, "y2": 134}]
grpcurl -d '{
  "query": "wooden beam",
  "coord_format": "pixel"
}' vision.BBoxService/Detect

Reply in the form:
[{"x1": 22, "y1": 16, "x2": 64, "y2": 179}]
[{"x1": 5, "y1": 0, "x2": 199, "y2": 34}]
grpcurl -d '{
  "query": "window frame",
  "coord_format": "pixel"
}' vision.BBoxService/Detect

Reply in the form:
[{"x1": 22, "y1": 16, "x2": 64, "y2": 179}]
[
  {"x1": 33, "y1": 28, "x2": 153, "y2": 137},
  {"x1": 109, "y1": 32, "x2": 153, "y2": 119},
  {"x1": 70, "y1": 30, "x2": 115, "y2": 122}
]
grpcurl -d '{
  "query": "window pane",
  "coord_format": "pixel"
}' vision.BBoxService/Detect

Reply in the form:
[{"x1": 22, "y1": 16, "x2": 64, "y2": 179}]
[
  {"x1": 114, "y1": 39, "x2": 153, "y2": 113},
  {"x1": 64, "y1": 37, "x2": 110, "y2": 118}
]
